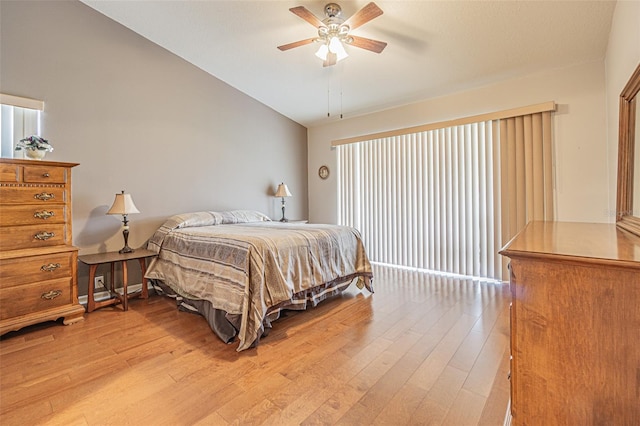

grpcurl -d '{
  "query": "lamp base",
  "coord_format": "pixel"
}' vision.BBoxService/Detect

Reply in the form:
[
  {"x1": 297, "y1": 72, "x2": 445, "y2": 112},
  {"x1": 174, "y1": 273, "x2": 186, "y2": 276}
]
[
  {"x1": 280, "y1": 218, "x2": 288, "y2": 223},
  {"x1": 119, "y1": 225, "x2": 134, "y2": 254}
]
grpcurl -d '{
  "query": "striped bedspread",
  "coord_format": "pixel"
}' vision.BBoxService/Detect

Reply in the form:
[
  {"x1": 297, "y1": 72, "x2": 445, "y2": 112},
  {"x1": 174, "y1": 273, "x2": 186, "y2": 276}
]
[{"x1": 145, "y1": 211, "x2": 373, "y2": 351}]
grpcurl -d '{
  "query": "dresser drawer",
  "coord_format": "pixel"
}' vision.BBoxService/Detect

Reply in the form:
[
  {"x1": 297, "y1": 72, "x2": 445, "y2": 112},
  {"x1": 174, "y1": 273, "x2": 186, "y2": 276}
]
[
  {"x1": 23, "y1": 165, "x2": 67, "y2": 184},
  {"x1": 0, "y1": 252, "x2": 74, "y2": 288},
  {"x1": 0, "y1": 224, "x2": 69, "y2": 251},
  {"x1": 0, "y1": 186, "x2": 66, "y2": 204},
  {"x1": 0, "y1": 278, "x2": 73, "y2": 320},
  {"x1": 0, "y1": 163, "x2": 20, "y2": 183},
  {"x1": 0, "y1": 205, "x2": 67, "y2": 227}
]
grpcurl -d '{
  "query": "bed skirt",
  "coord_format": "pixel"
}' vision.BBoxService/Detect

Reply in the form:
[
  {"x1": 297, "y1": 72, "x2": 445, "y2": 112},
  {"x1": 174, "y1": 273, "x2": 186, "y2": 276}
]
[{"x1": 149, "y1": 274, "x2": 371, "y2": 349}]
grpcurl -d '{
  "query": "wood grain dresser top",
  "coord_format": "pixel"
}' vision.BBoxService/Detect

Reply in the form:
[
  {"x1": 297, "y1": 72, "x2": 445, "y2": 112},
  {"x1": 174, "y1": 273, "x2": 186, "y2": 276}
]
[{"x1": 500, "y1": 221, "x2": 640, "y2": 268}]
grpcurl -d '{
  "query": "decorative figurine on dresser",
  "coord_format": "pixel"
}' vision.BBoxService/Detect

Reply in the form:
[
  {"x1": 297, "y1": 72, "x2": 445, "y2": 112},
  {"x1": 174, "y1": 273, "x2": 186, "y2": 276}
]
[{"x1": 0, "y1": 158, "x2": 84, "y2": 334}]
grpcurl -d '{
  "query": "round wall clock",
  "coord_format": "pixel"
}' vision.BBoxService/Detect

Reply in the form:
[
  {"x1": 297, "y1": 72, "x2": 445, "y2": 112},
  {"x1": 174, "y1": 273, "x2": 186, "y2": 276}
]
[{"x1": 318, "y1": 165, "x2": 330, "y2": 180}]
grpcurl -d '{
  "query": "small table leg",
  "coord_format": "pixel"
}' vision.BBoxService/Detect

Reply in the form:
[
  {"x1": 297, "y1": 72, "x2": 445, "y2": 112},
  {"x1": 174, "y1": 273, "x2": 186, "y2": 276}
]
[
  {"x1": 87, "y1": 264, "x2": 99, "y2": 313},
  {"x1": 110, "y1": 262, "x2": 116, "y2": 293},
  {"x1": 121, "y1": 260, "x2": 128, "y2": 311},
  {"x1": 138, "y1": 258, "x2": 149, "y2": 299}
]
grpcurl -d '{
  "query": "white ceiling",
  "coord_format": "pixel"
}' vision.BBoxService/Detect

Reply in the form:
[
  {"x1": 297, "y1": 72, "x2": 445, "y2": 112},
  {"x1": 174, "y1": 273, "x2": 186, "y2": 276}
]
[{"x1": 80, "y1": 0, "x2": 616, "y2": 128}]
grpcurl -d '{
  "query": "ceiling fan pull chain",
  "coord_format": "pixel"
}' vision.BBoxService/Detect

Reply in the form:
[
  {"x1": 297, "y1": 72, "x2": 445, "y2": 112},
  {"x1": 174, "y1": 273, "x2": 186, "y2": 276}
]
[
  {"x1": 327, "y1": 86, "x2": 331, "y2": 117},
  {"x1": 340, "y1": 65, "x2": 344, "y2": 119}
]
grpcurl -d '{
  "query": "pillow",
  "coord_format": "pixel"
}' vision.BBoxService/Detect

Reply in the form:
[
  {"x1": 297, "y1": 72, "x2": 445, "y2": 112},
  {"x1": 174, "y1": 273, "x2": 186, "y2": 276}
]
[
  {"x1": 214, "y1": 210, "x2": 272, "y2": 225},
  {"x1": 147, "y1": 210, "x2": 271, "y2": 253}
]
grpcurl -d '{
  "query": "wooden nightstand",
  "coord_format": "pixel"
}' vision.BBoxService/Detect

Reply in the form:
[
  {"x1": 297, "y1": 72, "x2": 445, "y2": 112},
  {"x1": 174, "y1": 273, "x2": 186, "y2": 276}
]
[{"x1": 79, "y1": 249, "x2": 156, "y2": 312}]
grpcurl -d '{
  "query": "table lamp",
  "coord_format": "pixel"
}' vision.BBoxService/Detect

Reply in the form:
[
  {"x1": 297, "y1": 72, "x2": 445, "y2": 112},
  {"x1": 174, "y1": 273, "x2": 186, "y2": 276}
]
[
  {"x1": 275, "y1": 182, "x2": 292, "y2": 222},
  {"x1": 107, "y1": 190, "x2": 140, "y2": 253}
]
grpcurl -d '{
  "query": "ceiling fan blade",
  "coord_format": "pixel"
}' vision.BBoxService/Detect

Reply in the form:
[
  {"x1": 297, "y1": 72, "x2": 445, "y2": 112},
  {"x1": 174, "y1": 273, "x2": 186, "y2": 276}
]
[
  {"x1": 277, "y1": 38, "x2": 317, "y2": 51},
  {"x1": 344, "y1": 2, "x2": 383, "y2": 30},
  {"x1": 289, "y1": 6, "x2": 324, "y2": 28},
  {"x1": 349, "y1": 35, "x2": 387, "y2": 54},
  {"x1": 323, "y1": 52, "x2": 337, "y2": 67}
]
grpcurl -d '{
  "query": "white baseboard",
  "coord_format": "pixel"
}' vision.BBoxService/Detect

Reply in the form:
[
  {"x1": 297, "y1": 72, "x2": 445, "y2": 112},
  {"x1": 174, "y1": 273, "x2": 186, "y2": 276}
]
[
  {"x1": 78, "y1": 282, "x2": 152, "y2": 306},
  {"x1": 504, "y1": 399, "x2": 512, "y2": 426}
]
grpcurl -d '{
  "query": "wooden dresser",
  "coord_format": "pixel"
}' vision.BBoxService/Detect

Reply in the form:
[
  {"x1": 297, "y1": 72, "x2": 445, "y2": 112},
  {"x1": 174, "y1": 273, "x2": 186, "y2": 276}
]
[
  {"x1": 0, "y1": 158, "x2": 84, "y2": 334},
  {"x1": 500, "y1": 221, "x2": 640, "y2": 425}
]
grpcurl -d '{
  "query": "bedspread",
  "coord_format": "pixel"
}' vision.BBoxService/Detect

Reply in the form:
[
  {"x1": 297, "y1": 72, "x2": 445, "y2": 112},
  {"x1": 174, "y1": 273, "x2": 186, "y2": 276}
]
[{"x1": 145, "y1": 211, "x2": 373, "y2": 351}]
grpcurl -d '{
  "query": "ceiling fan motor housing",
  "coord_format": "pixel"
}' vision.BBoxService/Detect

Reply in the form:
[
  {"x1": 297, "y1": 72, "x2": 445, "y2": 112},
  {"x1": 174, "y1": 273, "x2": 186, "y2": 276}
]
[
  {"x1": 324, "y1": 3, "x2": 342, "y2": 18},
  {"x1": 318, "y1": 3, "x2": 352, "y2": 45}
]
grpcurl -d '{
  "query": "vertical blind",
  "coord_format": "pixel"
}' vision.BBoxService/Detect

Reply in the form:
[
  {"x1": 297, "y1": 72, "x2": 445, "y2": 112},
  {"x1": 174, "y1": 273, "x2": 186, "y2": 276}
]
[{"x1": 337, "y1": 108, "x2": 554, "y2": 281}]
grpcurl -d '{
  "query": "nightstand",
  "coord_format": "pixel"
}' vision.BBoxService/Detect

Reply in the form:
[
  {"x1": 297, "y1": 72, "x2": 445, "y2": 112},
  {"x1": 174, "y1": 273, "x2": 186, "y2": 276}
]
[
  {"x1": 79, "y1": 249, "x2": 156, "y2": 312},
  {"x1": 286, "y1": 220, "x2": 309, "y2": 224}
]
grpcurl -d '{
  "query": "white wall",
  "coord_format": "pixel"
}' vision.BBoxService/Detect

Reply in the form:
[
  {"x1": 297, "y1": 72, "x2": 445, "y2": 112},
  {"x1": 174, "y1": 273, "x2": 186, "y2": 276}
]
[
  {"x1": 308, "y1": 61, "x2": 608, "y2": 225},
  {"x1": 1, "y1": 1, "x2": 308, "y2": 294},
  {"x1": 605, "y1": 0, "x2": 640, "y2": 215}
]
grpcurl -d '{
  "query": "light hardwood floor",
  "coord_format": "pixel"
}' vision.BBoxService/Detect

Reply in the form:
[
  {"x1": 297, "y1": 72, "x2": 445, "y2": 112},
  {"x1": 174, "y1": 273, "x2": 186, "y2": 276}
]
[{"x1": 0, "y1": 264, "x2": 511, "y2": 425}]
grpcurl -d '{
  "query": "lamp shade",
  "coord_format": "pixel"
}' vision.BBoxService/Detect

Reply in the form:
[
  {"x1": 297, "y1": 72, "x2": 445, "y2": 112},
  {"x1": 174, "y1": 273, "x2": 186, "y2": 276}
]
[
  {"x1": 329, "y1": 37, "x2": 348, "y2": 61},
  {"x1": 315, "y1": 43, "x2": 329, "y2": 60},
  {"x1": 106, "y1": 191, "x2": 140, "y2": 215},
  {"x1": 275, "y1": 183, "x2": 292, "y2": 198}
]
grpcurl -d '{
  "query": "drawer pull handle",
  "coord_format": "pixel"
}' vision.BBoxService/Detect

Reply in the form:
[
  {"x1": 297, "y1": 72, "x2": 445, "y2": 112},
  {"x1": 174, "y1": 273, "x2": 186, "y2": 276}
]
[
  {"x1": 43, "y1": 173, "x2": 50, "y2": 178},
  {"x1": 41, "y1": 290, "x2": 62, "y2": 300},
  {"x1": 34, "y1": 210, "x2": 55, "y2": 220},
  {"x1": 34, "y1": 192, "x2": 55, "y2": 201},
  {"x1": 41, "y1": 263, "x2": 61, "y2": 272},
  {"x1": 34, "y1": 231, "x2": 55, "y2": 240}
]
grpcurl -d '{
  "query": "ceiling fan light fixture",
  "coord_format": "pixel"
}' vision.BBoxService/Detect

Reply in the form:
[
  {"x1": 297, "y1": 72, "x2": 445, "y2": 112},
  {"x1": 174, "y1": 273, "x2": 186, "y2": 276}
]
[
  {"x1": 315, "y1": 43, "x2": 329, "y2": 60},
  {"x1": 329, "y1": 37, "x2": 348, "y2": 61}
]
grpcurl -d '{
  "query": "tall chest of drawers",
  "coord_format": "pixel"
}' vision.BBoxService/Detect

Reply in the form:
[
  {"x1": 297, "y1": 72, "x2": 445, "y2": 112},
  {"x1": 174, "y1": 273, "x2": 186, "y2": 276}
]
[{"x1": 0, "y1": 158, "x2": 84, "y2": 334}]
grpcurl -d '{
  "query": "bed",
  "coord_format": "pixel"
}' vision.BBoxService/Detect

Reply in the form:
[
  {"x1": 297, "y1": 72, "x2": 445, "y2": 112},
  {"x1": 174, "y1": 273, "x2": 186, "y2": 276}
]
[{"x1": 144, "y1": 210, "x2": 373, "y2": 351}]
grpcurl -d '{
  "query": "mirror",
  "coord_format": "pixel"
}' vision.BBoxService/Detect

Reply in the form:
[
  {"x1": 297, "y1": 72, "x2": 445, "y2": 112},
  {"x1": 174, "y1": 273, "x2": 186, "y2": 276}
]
[
  {"x1": 616, "y1": 62, "x2": 640, "y2": 236},
  {"x1": 0, "y1": 94, "x2": 44, "y2": 159}
]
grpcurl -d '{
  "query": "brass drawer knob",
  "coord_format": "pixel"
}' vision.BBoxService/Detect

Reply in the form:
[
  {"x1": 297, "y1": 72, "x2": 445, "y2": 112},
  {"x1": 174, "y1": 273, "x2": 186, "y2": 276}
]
[
  {"x1": 34, "y1": 192, "x2": 55, "y2": 201},
  {"x1": 34, "y1": 210, "x2": 55, "y2": 220},
  {"x1": 34, "y1": 231, "x2": 55, "y2": 240},
  {"x1": 41, "y1": 290, "x2": 62, "y2": 300},
  {"x1": 41, "y1": 263, "x2": 61, "y2": 272}
]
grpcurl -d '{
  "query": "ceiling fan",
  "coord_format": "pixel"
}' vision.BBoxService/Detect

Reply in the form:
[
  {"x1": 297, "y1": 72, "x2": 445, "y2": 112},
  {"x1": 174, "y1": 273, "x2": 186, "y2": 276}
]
[{"x1": 277, "y1": 2, "x2": 387, "y2": 67}]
